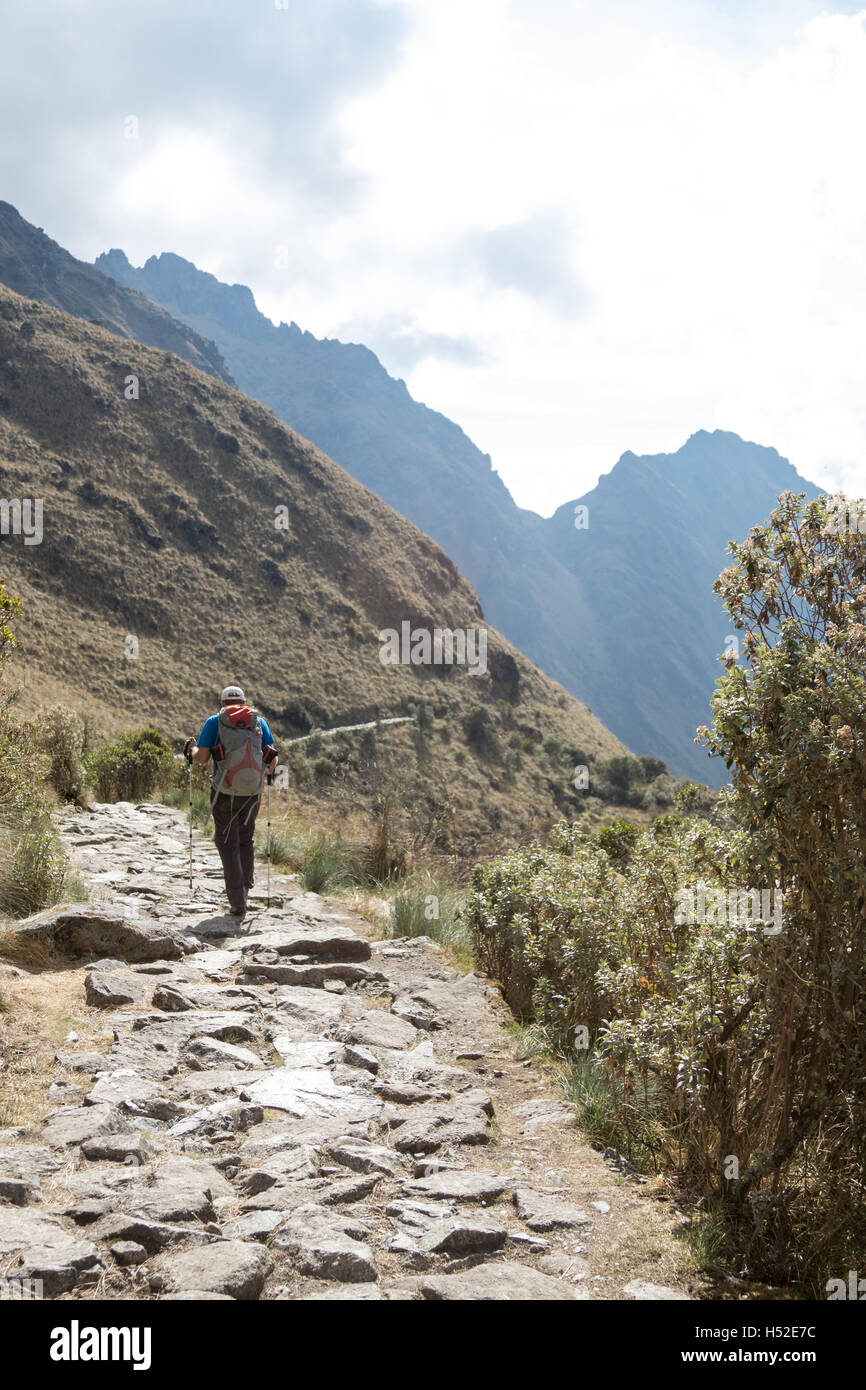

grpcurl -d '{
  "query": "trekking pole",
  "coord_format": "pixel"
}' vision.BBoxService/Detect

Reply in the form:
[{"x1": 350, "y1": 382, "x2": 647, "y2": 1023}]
[
  {"x1": 266, "y1": 772, "x2": 273, "y2": 909},
  {"x1": 184, "y1": 741, "x2": 194, "y2": 893}
]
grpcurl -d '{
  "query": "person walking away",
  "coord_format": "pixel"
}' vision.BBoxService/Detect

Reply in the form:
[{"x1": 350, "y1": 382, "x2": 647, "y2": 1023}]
[{"x1": 184, "y1": 685, "x2": 278, "y2": 918}]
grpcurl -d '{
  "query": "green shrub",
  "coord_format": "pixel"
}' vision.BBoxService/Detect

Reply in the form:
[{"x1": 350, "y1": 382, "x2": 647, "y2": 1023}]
[
  {"x1": 595, "y1": 818, "x2": 642, "y2": 864},
  {"x1": 36, "y1": 706, "x2": 87, "y2": 803},
  {"x1": 0, "y1": 811, "x2": 69, "y2": 917},
  {"x1": 85, "y1": 727, "x2": 174, "y2": 802},
  {"x1": 464, "y1": 830, "x2": 618, "y2": 1035}
]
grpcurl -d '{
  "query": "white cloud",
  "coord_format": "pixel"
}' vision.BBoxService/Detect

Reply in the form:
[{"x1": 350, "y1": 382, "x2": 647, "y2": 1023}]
[{"x1": 3, "y1": 0, "x2": 866, "y2": 514}]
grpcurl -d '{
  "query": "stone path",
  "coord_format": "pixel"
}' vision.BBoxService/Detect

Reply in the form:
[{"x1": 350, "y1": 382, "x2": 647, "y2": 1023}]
[{"x1": 0, "y1": 801, "x2": 694, "y2": 1301}]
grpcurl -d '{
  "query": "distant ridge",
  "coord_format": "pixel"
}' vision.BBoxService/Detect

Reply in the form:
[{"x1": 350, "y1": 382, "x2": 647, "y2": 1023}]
[
  {"x1": 0, "y1": 202, "x2": 233, "y2": 384},
  {"x1": 95, "y1": 247, "x2": 824, "y2": 783}
]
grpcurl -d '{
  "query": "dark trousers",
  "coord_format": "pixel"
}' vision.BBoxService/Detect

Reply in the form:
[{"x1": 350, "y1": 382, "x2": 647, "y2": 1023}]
[{"x1": 211, "y1": 792, "x2": 260, "y2": 911}]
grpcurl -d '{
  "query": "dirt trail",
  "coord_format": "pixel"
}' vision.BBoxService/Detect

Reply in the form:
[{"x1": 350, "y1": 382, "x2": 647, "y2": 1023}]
[{"x1": 0, "y1": 801, "x2": 700, "y2": 1301}]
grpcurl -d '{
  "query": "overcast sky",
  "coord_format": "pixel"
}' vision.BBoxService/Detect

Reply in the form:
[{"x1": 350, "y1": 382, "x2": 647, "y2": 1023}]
[{"x1": 2, "y1": 0, "x2": 865, "y2": 513}]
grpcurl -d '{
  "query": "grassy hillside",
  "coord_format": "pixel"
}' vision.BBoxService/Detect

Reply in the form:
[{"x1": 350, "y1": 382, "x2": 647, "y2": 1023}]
[{"x1": 0, "y1": 283, "x2": 632, "y2": 856}]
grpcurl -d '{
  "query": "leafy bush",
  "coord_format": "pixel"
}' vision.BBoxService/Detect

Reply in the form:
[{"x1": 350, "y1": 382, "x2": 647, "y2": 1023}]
[
  {"x1": 36, "y1": 706, "x2": 87, "y2": 804},
  {"x1": 85, "y1": 727, "x2": 174, "y2": 802},
  {"x1": 0, "y1": 811, "x2": 69, "y2": 917},
  {"x1": 0, "y1": 584, "x2": 73, "y2": 918},
  {"x1": 595, "y1": 818, "x2": 642, "y2": 864},
  {"x1": 464, "y1": 825, "x2": 619, "y2": 1032},
  {"x1": 465, "y1": 493, "x2": 866, "y2": 1288}
]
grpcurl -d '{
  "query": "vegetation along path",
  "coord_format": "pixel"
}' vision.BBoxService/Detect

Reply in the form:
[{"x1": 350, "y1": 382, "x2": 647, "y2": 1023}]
[{"x1": 0, "y1": 801, "x2": 700, "y2": 1301}]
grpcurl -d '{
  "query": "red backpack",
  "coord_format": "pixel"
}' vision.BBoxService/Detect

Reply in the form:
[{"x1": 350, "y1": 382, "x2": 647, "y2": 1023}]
[{"x1": 213, "y1": 704, "x2": 265, "y2": 797}]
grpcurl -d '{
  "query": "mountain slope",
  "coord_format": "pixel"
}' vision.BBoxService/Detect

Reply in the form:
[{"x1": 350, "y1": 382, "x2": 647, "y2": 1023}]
[
  {"x1": 0, "y1": 203, "x2": 233, "y2": 384},
  {"x1": 94, "y1": 248, "x2": 823, "y2": 785},
  {"x1": 94, "y1": 249, "x2": 608, "y2": 727},
  {"x1": 545, "y1": 431, "x2": 824, "y2": 778},
  {"x1": 0, "y1": 283, "x2": 629, "y2": 854}
]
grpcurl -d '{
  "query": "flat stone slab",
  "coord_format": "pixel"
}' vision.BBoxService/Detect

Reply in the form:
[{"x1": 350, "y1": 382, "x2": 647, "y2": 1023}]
[
  {"x1": 54, "y1": 1049, "x2": 110, "y2": 1074},
  {"x1": 184, "y1": 1036, "x2": 263, "y2": 1070},
  {"x1": 271, "y1": 1036, "x2": 343, "y2": 1068},
  {"x1": 244, "y1": 1068, "x2": 383, "y2": 1124},
  {"x1": 513, "y1": 1188, "x2": 592, "y2": 1232},
  {"x1": 221, "y1": 1211, "x2": 286, "y2": 1243},
  {"x1": 240, "y1": 927, "x2": 371, "y2": 961},
  {"x1": 241, "y1": 961, "x2": 374, "y2": 987},
  {"x1": 235, "y1": 1145, "x2": 320, "y2": 1194},
  {"x1": 0, "y1": 1207, "x2": 104, "y2": 1296},
  {"x1": 404, "y1": 1170, "x2": 511, "y2": 1203},
  {"x1": 269, "y1": 986, "x2": 344, "y2": 1029},
  {"x1": 85, "y1": 970, "x2": 146, "y2": 1008},
  {"x1": 88, "y1": 1213, "x2": 216, "y2": 1254},
  {"x1": 387, "y1": 1102, "x2": 490, "y2": 1154},
  {"x1": 0, "y1": 1143, "x2": 63, "y2": 1178},
  {"x1": 167, "y1": 1099, "x2": 262, "y2": 1138},
  {"x1": 409, "y1": 1261, "x2": 585, "y2": 1301},
  {"x1": 419, "y1": 1215, "x2": 507, "y2": 1256},
  {"x1": 327, "y1": 1139, "x2": 403, "y2": 1177},
  {"x1": 162, "y1": 1240, "x2": 274, "y2": 1300},
  {"x1": 623, "y1": 1279, "x2": 691, "y2": 1300},
  {"x1": 152, "y1": 981, "x2": 265, "y2": 1013},
  {"x1": 511, "y1": 1097, "x2": 577, "y2": 1133},
  {"x1": 123, "y1": 1157, "x2": 233, "y2": 1224},
  {"x1": 336, "y1": 1011, "x2": 419, "y2": 1053},
  {"x1": 81, "y1": 1133, "x2": 154, "y2": 1164},
  {"x1": 85, "y1": 1071, "x2": 165, "y2": 1109},
  {"x1": 41, "y1": 1103, "x2": 131, "y2": 1149},
  {"x1": 271, "y1": 1206, "x2": 378, "y2": 1283}
]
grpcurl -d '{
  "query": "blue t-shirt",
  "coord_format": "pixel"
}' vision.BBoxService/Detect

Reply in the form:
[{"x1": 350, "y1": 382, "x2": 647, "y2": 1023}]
[{"x1": 198, "y1": 713, "x2": 275, "y2": 786}]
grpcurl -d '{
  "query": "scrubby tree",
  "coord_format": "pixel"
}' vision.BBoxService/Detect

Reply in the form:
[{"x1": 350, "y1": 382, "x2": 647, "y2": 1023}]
[{"x1": 695, "y1": 491, "x2": 866, "y2": 1277}]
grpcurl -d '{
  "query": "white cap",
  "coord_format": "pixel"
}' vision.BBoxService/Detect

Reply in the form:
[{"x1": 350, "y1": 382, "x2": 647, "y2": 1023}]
[{"x1": 220, "y1": 685, "x2": 245, "y2": 703}]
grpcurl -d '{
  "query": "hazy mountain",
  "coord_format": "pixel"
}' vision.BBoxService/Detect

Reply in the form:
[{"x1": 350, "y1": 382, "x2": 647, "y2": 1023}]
[
  {"x1": 545, "y1": 431, "x2": 824, "y2": 778},
  {"x1": 96, "y1": 249, "x2": 823, "y2": 784},
  {"x1": 0, "y1": 203, "x2": 233, "y2": 384},
  {"x1": 0, "y1": 282, "x2": 629, "y2": 854}
]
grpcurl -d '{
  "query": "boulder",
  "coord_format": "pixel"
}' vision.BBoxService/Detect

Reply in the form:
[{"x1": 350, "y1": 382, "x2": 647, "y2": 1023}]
[{"x1": 11, "y1": 908, "x2": 184, "y2": 963}]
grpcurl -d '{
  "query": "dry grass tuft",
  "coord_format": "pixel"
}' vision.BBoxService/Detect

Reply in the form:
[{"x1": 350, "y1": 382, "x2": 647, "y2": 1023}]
[{"x1": 0, "y1": 964, "x2": 112, "y2": 1129}]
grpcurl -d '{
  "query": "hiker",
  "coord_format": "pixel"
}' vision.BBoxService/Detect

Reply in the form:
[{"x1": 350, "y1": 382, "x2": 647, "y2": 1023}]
[{"x1": 184, "y1": 685, "x2": 278, "y2": 918}]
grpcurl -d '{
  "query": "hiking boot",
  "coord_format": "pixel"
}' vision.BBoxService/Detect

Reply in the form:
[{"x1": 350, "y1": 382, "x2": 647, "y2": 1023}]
[{"x1": 229, "y1": 904, "x2": 247, "y2": 919}]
